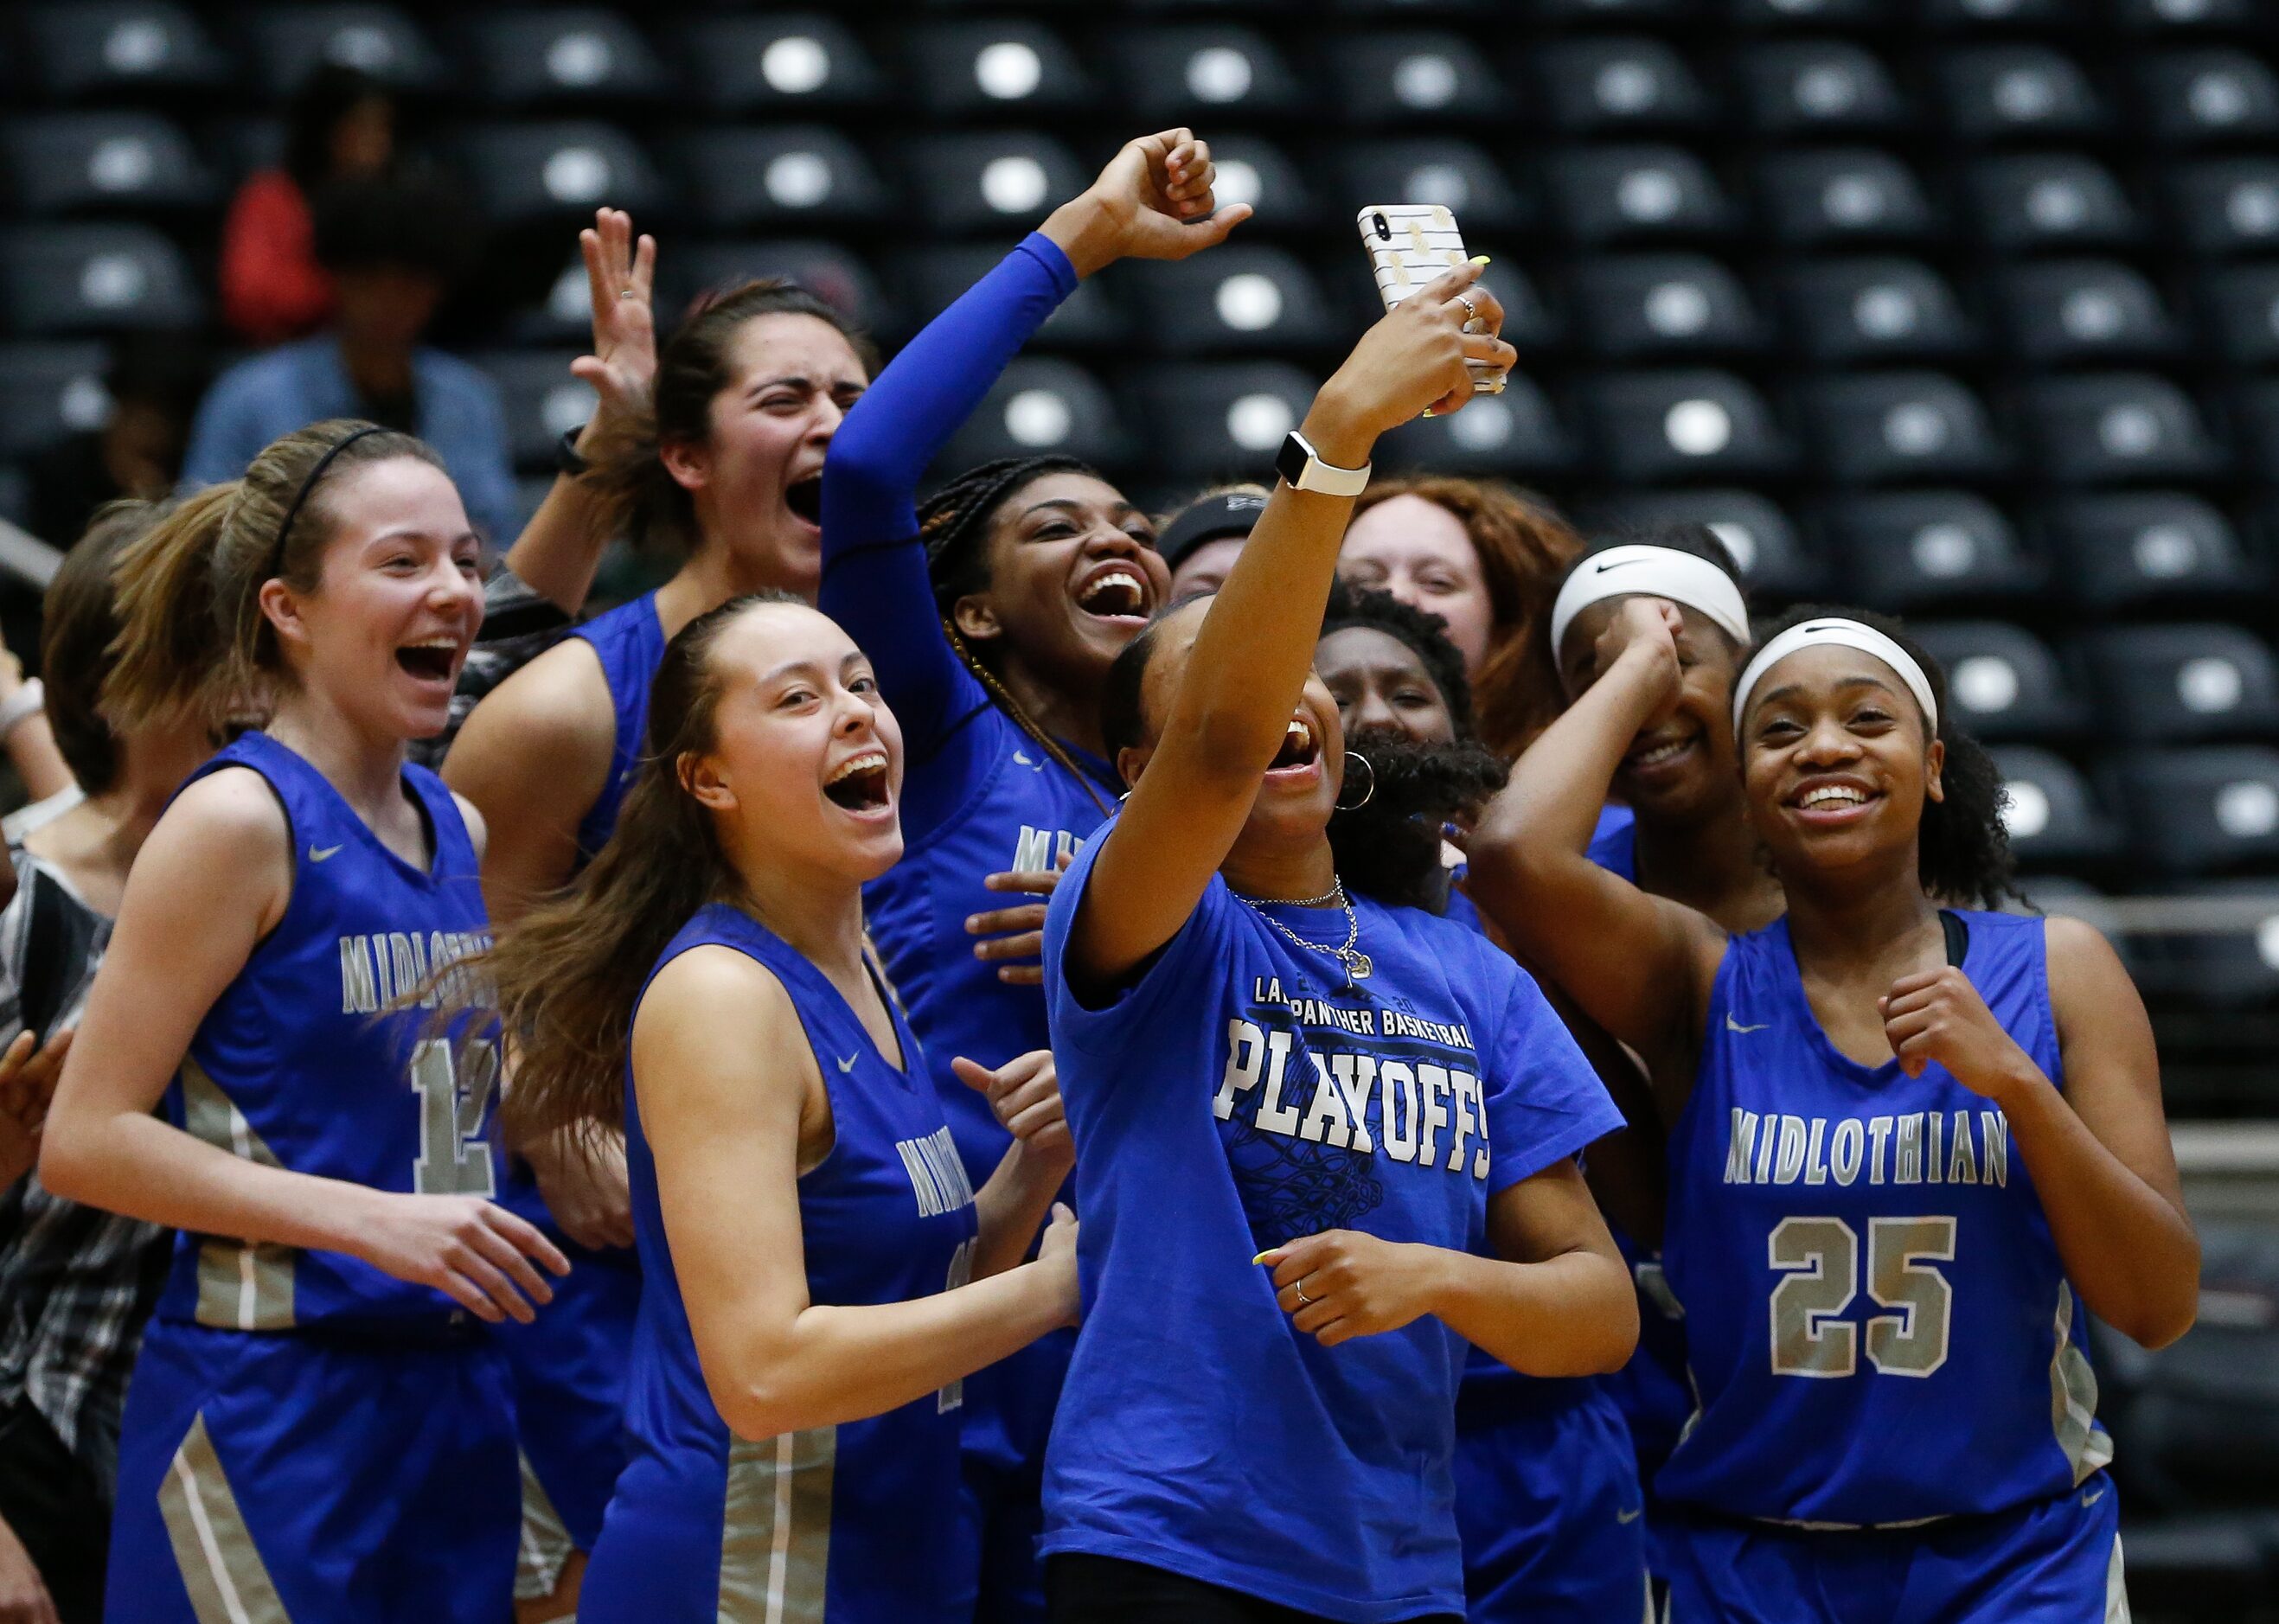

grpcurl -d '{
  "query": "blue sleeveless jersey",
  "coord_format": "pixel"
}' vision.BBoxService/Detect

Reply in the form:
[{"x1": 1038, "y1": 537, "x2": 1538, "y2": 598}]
[
  {"x1": 568, "y1": 591, "x2": 666, "y2": 861},
  {"x1": 1659, "y1": 910, "x2": 2109, "y2": 1525},
  {"x1": 862, "y1": 707, "x2": 1117, "y2": 1183},
  {"x1": 584, "y1": 904, "x2": 979, "y2": 1624},
  {"x1": 154, "y1": 732, "x2": 494, "y2": 1331},
  {"x1": 1040, "y1": 820, "x2": 1623, "y2": 1622}
]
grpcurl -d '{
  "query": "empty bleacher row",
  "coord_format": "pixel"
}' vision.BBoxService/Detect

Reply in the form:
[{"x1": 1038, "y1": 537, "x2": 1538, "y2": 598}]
[{"x1": 3, "y1": 1, "x2": 2279, "y2": 949}]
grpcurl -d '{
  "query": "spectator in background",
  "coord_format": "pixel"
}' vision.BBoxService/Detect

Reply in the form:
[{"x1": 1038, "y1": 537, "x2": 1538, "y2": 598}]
[
  {"x1": 26, "y1": 335, "x2": 209, "y2": 552},
  {"x1": 1341, "y1": 475, "x2": 1579, "y2": 761},
  {"x1": 181, "y1": 175, "x2": 518, "y2": 541},
  {"x1": 1157, "y1": 483, "x2": 1267, "y2": 600},
  {"x1": 218, "y1": 64, "x2": 397, "y2": 348}
]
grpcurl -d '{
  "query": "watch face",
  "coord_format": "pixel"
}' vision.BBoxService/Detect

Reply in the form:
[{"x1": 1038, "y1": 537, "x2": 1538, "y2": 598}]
[{"x1": 1275, "y1": 432, "x2": 1309, "y2": 489}]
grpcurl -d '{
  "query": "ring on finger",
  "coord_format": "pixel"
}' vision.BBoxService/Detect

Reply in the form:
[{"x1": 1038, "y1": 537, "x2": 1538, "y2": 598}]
[
  {"x1": 1296, "y1": 1284, "x2": 1315, "y2": 1307},
  {"x1": 618, "y1": 287, "x2": 638, "y2": 300}
]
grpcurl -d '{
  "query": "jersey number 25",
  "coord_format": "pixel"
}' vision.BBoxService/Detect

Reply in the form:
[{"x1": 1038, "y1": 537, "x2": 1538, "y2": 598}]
[{"x1": 1769, "y1": 1215, "x2": 1956, "y2": 1379}]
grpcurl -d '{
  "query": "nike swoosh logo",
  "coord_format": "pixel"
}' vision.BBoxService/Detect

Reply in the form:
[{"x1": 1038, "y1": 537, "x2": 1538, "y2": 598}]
[
  {"x1": 1725, "y1": 1013, "x2": 1769, "y2": 1034},
  {"x1": 1594, "y1": 558, "x2": 1650, "y2": 573},
  {"x1": 1014, "y1": 751, "x2": 1038, "y2": 767},
  {"x1": 836, "y1": 1053, "x2": 859, "y2": 1073},
  {"x1": 308, "y1": 844, "x2": 343, "y2": 862},
  {"x1": 1616, "y1": 1507, "x2": 1643, "y2": 1525},
  {"x1": 2080, "y1": 1487, "x2": 2107, "y2": 1508}
]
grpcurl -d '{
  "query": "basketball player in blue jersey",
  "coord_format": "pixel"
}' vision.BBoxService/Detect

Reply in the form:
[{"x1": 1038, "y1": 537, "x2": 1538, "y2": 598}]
[
  {"x1": 446, "y1": 592, "x2": 1080, "y2": 1623},
  {"x1": 1543, "y1": 528, "x2": 1785, "y2": 1587},
  {"x1": 1039, "y1": 266, "x2": 1637, "y2": 1624},
  {"x1": 1469, "y1": 596, "x2": 2199, "y2": 1621},
  {"x1": 39, "y1": 421, "x2": 571, "y2": 1622},
  {"x1": 1315, "y1": 582, "x2": 1651, "y2": 1624},
  {"x1": 818, "y1": 128, "x2": 1245, "y2": 1621},
  {"x1": 445, "y1": 247, "x2": 875, "y2": 1618}
]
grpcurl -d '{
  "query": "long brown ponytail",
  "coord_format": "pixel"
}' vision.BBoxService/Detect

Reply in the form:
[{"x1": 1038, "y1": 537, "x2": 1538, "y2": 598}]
[
  {"x1": 102, "y1": 419, "x2": 443, "y2": 732},
  {"x1": 443, "y1": 592, "x2": 797, "y2": 1148}
]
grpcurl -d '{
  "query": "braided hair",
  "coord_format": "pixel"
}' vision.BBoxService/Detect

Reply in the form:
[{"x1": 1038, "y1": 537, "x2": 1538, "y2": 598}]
[{"x1": 918, "y1": 454, "x2": 1112, "y2": 813}]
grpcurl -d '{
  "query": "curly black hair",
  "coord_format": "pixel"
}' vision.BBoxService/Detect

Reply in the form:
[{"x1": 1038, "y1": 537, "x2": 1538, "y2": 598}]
[
  {"x1": 1320, "y1": 579, "x2": 1480, "y2": 739},
  {"x1": 1098, "y1": 585, "x2": 1510, "y2": 911},
  {"x1": 1744, "y1": 604, "x2": 2017, "y2": 910}
]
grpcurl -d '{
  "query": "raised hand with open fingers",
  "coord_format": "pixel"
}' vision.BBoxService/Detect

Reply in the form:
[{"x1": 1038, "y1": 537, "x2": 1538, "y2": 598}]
[
  {"x1": 965, "y1": 850, "x2": 1074, "y2": 986},
  {"x1": 1043, "y1": 127, "x2": 1252, "y2": 278},
  {"x1": 568, "y1": 207, "x2": 659, "y2": 443}
]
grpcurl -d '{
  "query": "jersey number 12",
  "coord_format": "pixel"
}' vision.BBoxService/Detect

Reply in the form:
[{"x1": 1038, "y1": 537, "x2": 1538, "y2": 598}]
[
  {"x1": 1769, "y1": 1215, "x2": 1956, "y2": 1379},
  {"x1": 409, "y1": 1039, "x2": 498, "y2": 1197}
]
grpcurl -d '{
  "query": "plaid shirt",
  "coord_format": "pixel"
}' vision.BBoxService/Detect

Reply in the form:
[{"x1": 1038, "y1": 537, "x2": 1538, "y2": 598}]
[{"x1": 0, "y1": 847, "x2": 165, "y2": 1499}]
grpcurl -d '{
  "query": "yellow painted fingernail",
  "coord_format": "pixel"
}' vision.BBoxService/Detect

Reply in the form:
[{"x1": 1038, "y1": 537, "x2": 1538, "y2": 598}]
[
  {"x1": 1252, "y1": 1251, "x2": 1271, "y2": 1265},
  {"x1": 1422, "y1": 409, "x2": 1437, "y2": 419},
  {"x1": 1469, "y1": 254, "x2": 1492, "y2": 266}
]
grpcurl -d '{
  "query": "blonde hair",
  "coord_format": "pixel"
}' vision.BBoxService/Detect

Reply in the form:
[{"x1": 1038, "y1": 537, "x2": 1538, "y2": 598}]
[
  {"x1": 103, "y1": 420, "x2": 442, "y2": 732},
  {"x1": 1348, "y1": 475, "x2": 1581, "y2": 758}
]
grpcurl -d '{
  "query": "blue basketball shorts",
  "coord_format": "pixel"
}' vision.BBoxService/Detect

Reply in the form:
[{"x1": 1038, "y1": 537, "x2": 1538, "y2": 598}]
[
  {"x1": 106, "y1": 1318, "x2": 518, "y2": 1624},
  {"x1": 492, "y1": 1236, "x2": 640, "y2": 1596},
  {"x1": 956, "y1": 1326, "x2": 1076, "y2": 1622},
  {"x1": 1454, "y1": 1379, "x2": 1651, "y2": 1624},
  {"x1": 1660, "y1": 1474, "x2": 2129, "y2": 1624}
]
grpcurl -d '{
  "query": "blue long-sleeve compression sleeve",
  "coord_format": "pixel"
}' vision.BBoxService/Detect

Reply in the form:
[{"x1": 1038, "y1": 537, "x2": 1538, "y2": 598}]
[{"x1": 819, "y1": 234, "x2": 1078, "y2": 783}]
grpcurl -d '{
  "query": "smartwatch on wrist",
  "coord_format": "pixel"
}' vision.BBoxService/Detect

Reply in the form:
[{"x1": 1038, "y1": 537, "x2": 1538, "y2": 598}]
[
  {"x1": 555, "y1": 425, "x2": 591, "y2": 478},
  {"x1": 1275, "y1": 431, "x2": 1370, "y2": 498}
]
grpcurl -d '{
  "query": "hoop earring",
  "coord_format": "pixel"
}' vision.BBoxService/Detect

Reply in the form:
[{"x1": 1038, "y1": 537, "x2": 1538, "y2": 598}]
[{"x1": 1335, "y1": 749, "x2": 1375, "y2": 812}]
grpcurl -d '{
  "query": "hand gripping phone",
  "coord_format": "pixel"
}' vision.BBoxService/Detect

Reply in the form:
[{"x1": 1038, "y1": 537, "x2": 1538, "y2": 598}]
[{"x1": 1357, "y1": 203, "x2": 1505, "y2": 394}]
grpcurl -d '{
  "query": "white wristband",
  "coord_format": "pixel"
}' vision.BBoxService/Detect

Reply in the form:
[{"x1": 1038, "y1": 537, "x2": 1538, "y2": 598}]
[{"x1": 0, "y1": 679, "x2": 44, "y2": 739}]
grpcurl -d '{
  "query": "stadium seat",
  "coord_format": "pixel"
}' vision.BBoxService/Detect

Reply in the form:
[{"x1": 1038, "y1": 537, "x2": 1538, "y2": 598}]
[
  {"x1": 1574, "y1": 488, "x2": 1827, "y2": 599},
  {"x1": 1528, "y1": 38, "x2": 1713, "y2": 134},
  {"x1": 1, "y1": 112, "x2": 212, "y2": 215},
  {"x1": 450, "y1": 123, "x2": 665, "y2": 227},
  {"x1": 1756, "y1": 150, "x2": 1936, "y2": 246},
  {"x1": 1797, "y1": 374, "x2": 2006, "y2": 484},
  {"x1": 1924, "y1": 0, "x2": 2074, "y2": 29},
  {"x1": 1324, "y1": 34, "x2": 1509, "y2": 125},
  {"x1": 1988, "y1": 746, "x2": 2117, "y2": 872},
  {"x1": 1968, "y1": 154, "x2": 2139, "y2": 251},
  {"x1": 1778, "y1": 259, "x2": 1972, "y2": 363},
  {"x1": 670, "y1": 128, "x2": 891, "y2": 233},
  {"x1": 1337, "y1": 140, "x2": 1533, "y2": 239},
  {"x1": 1576, "y1": 370, "x2": 1789, "y2": 483},
  {"x1": 665, "y1": 242, "x2": 884, "y2": 331},
  {"x1": 940, "y1": 358, "x2": 1125, "y2": 470},
  {"x1": 238, "y1": 6, "x2": 444, "y2": 100},
  {"x1": 1998, "y1": 261, "x2": 2182, "y2": 363},
  {"x1": 1126, "y1": 361, "x2": 1321, "y2": 480},
  {"x1": 0, "y1": 341, "x2": 110, "y2": 458},
  {"x1": 2199, "y1": 265, "x2": 2279, "y2": 368},
  {"x1": 1569, "y1": 253, "x2": 1763, "y2": 359},
  {"x1": 1371, "y1": 376, "x2": 1577, "y2": 478},
  {"x1": 0, "y1": 225, "x2": 200, "y2": 336},
  {"x1": 2103, "y1": 746, "x2": 2279, "y2": 876},
  {"x1": 1821, "y1": 490, "x2": 2043, "y2": 609},
  {"x1": 2113, "y1": 0, "x2": 2267, "y2": 27},
  {"x1": 1910, "y1": 621, "x2": 2084, "y2": 743},
  {"x1": 1101, "y1": 27, "x2": 1305, "y2": 123},
  {"x1": 1729, "y1": 0, "x2": 1892, "y2": 29},
  {"x1": 18, "y1": 4, "x2": 228, "y2": 102},
  {"x1": 469, "y1": 351, "x2": 596, "y2": 470},
  {"x1": 2138, "y1": 879, "x2": 2279, "y2": 1009},
  {"x1": 899, "y1": 133, "x2": 1088, "y2": 238},
  {"x1": 674, "y1": 16, "x2": 884, "y2": 115},
  {"x1": 2138, "y1": 51, "x2": 2279, "y2": 148},
  {"x1": 1529, "y1": 0, "x2": 1698, "y2": 24},
  {"x1": 2230, "y1": 380, "x2": 2279, "y2": 472},
  {"x1": 2167, "y1": 159, "x2": 2279, "y2": 256},
  {"x1": 906, "y1": 22, "x2": 1096, "y2": 118},
  {"x1": 457, "y1": 9, "x2": 671, "y2": 108},
  {"x1": 1937, "y1": 47, "x2": 2108, "y2": 144},
  {"x1": 2038, "y1": 492, "x2": 2265, "y2": 613},
  {"x1": 1546, "y1": 146, "x2": 1732, "y2": 243},
  {"x1": 2074, "y1": 624, "x2": 2279, "y2": 745},
  {"x1": 2020, "y1": 374, "x2": 2225, "y2": 484},
  {"x1": 1203, "y1": 138, "x2": 1324, "y2": 234},
  {"x1": 889, "y1": 248, "x2": 1130, "y2": 352},
  {"x1": 1117, "y1": 249, "x2": 1332, "y2": 356},
  {"x1": 1734, "y1": 42, "x2": 1908, "y2": 137}
]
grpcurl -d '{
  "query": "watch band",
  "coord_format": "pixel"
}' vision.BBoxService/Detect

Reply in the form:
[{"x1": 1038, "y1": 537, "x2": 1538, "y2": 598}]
[
  {"x1": 0, "y1": 679, "x2": 45, "y2": 740},
  {"x1": 555, "y1": 425, "x2": 591, "y2": 478},
  {"x1": 1276, "y1": 431, "x2": 1371, "y2": 498}
]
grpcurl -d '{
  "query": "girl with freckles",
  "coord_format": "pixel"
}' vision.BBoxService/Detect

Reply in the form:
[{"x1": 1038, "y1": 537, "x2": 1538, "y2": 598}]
[{"x1": 1467, "y1": 598, "x2": 2199, "y2": 1623}]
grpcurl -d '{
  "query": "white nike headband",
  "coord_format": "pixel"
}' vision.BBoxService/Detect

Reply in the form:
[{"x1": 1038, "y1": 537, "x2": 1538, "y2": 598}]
[
  {"x1": 1732, "y1": 618, "x2": 1939, "y2": 737},
  {"x1": 1548, "y1": 544, "x2": 1752, "y2": 657}
]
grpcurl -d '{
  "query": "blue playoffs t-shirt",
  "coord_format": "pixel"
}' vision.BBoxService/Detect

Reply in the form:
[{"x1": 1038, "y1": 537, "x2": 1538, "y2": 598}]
[{"x1": 1040, "y1": 819, "x2": 1623, "y2": 1621}]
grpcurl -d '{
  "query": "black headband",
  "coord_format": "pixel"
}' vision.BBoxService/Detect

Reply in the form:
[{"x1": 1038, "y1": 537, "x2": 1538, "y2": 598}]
[
  {"x1": 1158, "y1": 490, "x2": 1266, "y2": 571},
  {"x1": 271, "y1": 425, "x2": 386, "y2": 571}
]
